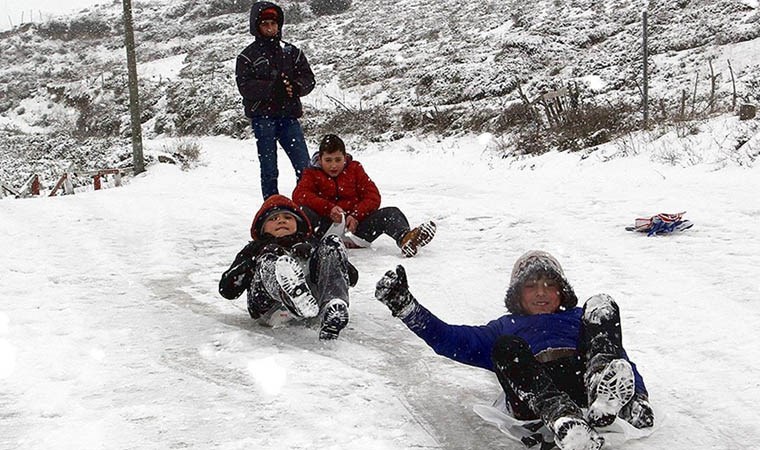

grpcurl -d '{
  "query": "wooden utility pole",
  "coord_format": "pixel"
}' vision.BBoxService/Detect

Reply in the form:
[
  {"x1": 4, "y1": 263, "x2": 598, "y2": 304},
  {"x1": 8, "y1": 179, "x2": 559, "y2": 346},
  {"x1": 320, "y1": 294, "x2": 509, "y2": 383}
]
[
  {"x1": 642, "y1": 10, "x2": 649, "y2": 130},
  {"x1": 122, "y1": 0, "x2": 145, "y2": 174}
]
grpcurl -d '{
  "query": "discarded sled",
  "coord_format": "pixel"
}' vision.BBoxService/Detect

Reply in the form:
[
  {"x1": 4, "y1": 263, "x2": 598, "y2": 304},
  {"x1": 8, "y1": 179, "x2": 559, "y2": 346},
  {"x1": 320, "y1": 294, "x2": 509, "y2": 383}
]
[{"x1": 625, "y1": 211, "x2": 693, "y2": 236}]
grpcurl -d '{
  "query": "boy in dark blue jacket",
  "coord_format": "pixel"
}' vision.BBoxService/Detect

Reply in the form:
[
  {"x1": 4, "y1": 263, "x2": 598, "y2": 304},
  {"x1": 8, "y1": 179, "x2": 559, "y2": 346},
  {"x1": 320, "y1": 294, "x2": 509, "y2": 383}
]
[
  {"x1": 375, "y1": 250, "x2": 654, "y2": 450},
  {"x1": 236, "y1": 2, "x2": 315, "y2": 199}
]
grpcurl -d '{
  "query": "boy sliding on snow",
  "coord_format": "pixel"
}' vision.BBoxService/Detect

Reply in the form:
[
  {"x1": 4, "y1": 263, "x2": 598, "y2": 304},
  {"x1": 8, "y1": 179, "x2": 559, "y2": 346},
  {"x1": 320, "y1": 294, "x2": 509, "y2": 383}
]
[
  {"x1": 374, "y1": 251, "x2": 654, "y2": 450},
  {"x1": 293, "y1": 134, "x2": 436, "y2": 257},
  {"x1": 219, "y1": 195, "x2": 357, "y2": 340}
]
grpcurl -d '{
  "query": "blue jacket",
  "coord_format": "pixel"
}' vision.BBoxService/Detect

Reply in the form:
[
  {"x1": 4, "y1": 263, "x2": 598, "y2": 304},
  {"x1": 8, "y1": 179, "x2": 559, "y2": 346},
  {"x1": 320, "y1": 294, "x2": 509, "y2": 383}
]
[{"x1": 402, "y1": 304, "x2": 648, "y2": 395}]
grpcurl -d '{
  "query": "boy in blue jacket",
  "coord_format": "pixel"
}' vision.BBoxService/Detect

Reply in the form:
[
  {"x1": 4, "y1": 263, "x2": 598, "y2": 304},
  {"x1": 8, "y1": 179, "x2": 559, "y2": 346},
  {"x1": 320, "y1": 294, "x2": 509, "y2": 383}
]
[{"x1": 375, "y1": 250, "x2": 654, "y2": 450}]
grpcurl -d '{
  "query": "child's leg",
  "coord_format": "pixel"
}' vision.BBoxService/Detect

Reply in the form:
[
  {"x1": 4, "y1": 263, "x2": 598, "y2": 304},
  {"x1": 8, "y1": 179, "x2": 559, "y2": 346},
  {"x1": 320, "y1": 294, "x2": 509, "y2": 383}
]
[
  {"x1": 246, "y1": 274, "x2": 279, "y2": 319},
  {"x1": 354, "y1": 207, "x2": 435, "y2": 257},
  {"x1": 299, "y1": 205, "x2": 331, "y2": 239},
  {"x1": 311, "y1": 235, "x2": 351, "y2": 339},
  {"x1": 492, "y1": 335, "x2": 583, "y2": 423},
  {"x1": 310, "y1": 235, "x2": 351, "y2": 306},
  {"x1": 580, "y1": 294, "x2": 635, "y2": 427},
  {"x1": 353, "y1": 207, "x2": 410, "y2": 243},
  {"x1": 256, "y1": 252, "x2": 318, "y2": 318},
  {"x1": 492, "y1": 335, "x2": 603, "y2": 450}
]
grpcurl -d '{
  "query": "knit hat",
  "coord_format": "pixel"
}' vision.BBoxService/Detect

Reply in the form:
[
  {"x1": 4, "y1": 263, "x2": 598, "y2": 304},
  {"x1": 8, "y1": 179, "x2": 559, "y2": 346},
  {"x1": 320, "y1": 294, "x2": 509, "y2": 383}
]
[
  {"x1": 503, "y1": 250, "x2": 578, "y2": 314},
  {"x1": 261, "y1": 207, "x2": 301, "y2": 225},
  {"x1": 250, "y1": 194, "x2": 312, "y2": 240},
  {"x1": 259, "y1": 7, "x2": 279, "y2": 22}
]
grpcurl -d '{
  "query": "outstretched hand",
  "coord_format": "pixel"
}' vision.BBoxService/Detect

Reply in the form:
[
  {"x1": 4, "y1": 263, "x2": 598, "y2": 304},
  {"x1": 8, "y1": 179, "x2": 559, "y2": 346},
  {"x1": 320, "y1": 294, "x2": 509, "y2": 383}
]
[{"x1": 375, "y1": 265, "x2": 416, "y2": 317}]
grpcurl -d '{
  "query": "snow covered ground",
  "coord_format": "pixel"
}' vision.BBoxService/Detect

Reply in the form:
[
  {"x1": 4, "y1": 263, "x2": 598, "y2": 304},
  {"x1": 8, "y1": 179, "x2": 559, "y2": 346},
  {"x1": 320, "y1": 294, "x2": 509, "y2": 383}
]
[{"x1": 2, "y1": 129, "x2": 760, "y2": 449}]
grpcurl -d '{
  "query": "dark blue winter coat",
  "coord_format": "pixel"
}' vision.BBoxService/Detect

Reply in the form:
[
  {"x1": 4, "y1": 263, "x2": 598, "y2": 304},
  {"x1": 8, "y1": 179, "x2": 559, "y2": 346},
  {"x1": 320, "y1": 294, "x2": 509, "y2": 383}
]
[
  {"x1": 402, "y1": 303, "x2": 648, "y2": 395},
  {"x1": 235, "y1": 2, "x2": 315, "y2": 119}
]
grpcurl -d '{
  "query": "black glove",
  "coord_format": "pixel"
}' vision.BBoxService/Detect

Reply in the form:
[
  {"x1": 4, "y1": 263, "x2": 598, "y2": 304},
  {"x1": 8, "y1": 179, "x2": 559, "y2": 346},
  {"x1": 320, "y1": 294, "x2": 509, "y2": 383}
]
[
  {"x1": 375, "y1": 265, "x2": 417, "y2": 317},
  {"x1": 620, "y1": 392, "x2": 654, "y2": 429},
  {"x1": 290, "y1": 242, "x2": 314, "y2": 259}
]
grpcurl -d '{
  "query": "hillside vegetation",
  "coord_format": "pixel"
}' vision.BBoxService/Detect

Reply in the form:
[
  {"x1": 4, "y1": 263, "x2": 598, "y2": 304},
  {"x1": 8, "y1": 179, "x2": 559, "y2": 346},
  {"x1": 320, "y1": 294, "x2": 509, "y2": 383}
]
[{"x1": 1, "y1": 0, "x2": 759, "y2": 186}]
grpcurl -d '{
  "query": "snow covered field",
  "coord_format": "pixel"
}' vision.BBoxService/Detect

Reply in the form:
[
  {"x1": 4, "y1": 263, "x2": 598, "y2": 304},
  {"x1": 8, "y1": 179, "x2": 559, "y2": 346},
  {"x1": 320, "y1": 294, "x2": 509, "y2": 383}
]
[{"x1": 1, "y1": 130, "x2": 759, "y2": 449}]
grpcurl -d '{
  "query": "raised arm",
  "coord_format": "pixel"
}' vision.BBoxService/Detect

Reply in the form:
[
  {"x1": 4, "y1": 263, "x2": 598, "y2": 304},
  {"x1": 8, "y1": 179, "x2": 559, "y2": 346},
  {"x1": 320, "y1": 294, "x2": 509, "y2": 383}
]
[{"x1": 374, "y1": 265, "x2": 502, "y2": 371}]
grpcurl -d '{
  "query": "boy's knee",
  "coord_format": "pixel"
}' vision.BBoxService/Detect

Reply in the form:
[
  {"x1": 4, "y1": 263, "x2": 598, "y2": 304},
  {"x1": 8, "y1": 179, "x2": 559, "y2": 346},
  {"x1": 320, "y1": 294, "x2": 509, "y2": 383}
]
[
  {"x1": 319, "y1": 235, "x2": 346, "y2": 256},
  {"x1": 582, "y1": 294, "x2": 619, "y2": 324}
]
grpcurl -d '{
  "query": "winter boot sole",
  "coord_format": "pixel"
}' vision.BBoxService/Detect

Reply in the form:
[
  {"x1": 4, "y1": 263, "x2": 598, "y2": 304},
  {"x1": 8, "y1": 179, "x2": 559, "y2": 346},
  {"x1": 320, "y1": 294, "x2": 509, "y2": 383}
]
[
  {"x1": 552, "y1": 417, "x2": 604, "y2": 450},
  {"x1": 275, "y1": 256, "x2": 319, "y2": 319},
  {"x1": 587, "y1": 359, "x2": 635, "y2": 427},
  {"x1": 401, "y1": 221, "x2": 436, "y2": 257},
  {"x1": 319, "y1": 299, "x2": 349, "y2": 340}
]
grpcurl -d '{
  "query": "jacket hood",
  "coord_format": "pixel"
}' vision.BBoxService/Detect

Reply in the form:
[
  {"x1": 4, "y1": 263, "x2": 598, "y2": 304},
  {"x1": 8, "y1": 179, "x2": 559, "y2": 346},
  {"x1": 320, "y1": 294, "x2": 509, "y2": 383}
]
[
  {"x1": 249, "y1": 1, "x2": 284, "y2": 39},
  {"x1": 503, "y1": 250, "x2": 578, "y2": 315},
  {"x1": 250, "y1": 194, "x2": 312, "y2": 240}
]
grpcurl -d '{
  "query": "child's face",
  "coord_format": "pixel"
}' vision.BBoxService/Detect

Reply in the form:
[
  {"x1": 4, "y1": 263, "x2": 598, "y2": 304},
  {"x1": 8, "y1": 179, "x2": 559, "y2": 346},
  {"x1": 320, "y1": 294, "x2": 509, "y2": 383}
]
[
  {"x1": 258, "y1": 19, "x2": 278, "y2": 38},
  {"x1": 262, "y1": 212, "x2": 298, "y2": 237},
  {"x1": 319, "y1": 151, "x2": 346, "y2": 177},
  {"x1": 519, "y1": 275, "x2": 561, "y2": 315}
]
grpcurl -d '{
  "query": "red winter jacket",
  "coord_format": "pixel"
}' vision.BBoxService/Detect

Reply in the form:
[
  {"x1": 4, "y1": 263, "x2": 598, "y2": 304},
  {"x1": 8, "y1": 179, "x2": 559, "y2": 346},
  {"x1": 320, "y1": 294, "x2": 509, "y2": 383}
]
[{"x1": 292, "y1": 154, "x2": 381, "y2": 222}]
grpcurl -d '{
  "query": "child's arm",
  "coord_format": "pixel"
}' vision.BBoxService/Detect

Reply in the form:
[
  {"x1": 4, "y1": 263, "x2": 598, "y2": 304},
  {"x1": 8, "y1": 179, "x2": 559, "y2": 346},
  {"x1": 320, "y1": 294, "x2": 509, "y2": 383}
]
[{"x1": 218, "y1": 241, "x2": 263, "y2": 299}]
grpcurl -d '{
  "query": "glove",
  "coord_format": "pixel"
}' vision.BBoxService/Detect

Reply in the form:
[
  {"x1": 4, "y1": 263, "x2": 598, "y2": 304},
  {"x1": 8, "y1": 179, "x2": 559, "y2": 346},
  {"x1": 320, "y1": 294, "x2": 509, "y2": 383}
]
[
  {"x1": 290, "y1": 242, "x2": 314, "y2": 259},
  {"x1": 374, "y1": 265, "x2": 417, "y2": 317},
  {"x1": 620, "y1": 392, "x2": 654, "y2": 429}
]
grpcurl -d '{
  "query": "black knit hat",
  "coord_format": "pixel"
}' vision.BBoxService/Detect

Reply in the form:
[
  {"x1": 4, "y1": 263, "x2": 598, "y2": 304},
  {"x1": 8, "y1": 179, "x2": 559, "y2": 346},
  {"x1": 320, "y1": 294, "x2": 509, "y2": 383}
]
[{"x1": 503, "y1": 250, "x2": 578, "y2": 314}]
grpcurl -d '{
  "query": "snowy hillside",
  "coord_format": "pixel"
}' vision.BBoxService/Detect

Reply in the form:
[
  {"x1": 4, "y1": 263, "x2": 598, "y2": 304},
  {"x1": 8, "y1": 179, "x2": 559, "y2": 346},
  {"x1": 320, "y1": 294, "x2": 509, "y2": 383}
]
[
  {"x1": 1, "y1": 0, "x2": 760, "y2": 188},
  {"x1": 2, "y1": 127, "x2": 760, "y2": 449},
  {"x1": 2, "y1": 2, "x2": 760, "y2": 447}
]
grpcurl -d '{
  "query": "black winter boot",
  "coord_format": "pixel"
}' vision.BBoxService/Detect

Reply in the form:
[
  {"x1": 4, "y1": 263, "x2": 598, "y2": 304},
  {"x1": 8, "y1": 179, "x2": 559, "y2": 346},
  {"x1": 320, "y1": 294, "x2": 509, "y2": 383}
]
[{"x1": 581, "y1": 294, "x2": 635, "y2": 427}]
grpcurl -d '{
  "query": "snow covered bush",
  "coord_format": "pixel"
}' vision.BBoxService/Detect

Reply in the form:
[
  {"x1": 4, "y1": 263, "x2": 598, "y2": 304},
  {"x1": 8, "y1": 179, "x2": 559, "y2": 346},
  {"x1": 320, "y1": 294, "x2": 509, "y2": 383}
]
[{"x1": 311, "y1": 0, "x2": 352, "y2": 16}]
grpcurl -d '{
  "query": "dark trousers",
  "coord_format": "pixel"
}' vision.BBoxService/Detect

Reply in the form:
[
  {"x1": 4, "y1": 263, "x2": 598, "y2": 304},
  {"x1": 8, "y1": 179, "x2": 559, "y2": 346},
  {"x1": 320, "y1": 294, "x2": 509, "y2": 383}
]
[
  {"x1": 246, "y1": 235, "x2": 354, "y2": 319},
  {"x1": 301, "y1": 206, "x2": 410, "y2": 246},
  {"x1": 251, "y1": 117, "x2": 310, "y2": 199},
  {"x1": 491, "y1": 296, "x2": 625, "y2": 423}
]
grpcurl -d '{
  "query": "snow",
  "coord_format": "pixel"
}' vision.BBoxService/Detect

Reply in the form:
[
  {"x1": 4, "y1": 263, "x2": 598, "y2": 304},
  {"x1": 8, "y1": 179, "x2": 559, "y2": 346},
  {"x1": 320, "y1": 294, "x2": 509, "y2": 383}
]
[
  {"x1": 0, "y1": 0, "x2": 110, "y2": 31},
  {"x1": 138, "y1": 54, "x2": 187, "y2": 82},
  {"x1": 2, "y1": 126, "x2": 760, "y2": 449}
]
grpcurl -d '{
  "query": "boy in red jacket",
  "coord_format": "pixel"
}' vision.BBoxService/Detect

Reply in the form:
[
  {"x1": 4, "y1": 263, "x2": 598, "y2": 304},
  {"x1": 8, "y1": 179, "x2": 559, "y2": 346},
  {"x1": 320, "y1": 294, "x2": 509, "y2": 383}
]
[
  {"x1": 293, "y1": 134, "x2": 436, "y2": 257},
  {"x1": 219, "y1": 195, "x2": 357, "y2": 339}
]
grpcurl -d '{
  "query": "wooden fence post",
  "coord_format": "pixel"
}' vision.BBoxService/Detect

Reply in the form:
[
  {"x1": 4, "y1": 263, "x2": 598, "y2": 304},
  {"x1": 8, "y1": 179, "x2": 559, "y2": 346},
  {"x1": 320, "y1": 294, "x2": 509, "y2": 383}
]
[{"x1": 642, "y1": 10, "x2": 649, "y2": 130}]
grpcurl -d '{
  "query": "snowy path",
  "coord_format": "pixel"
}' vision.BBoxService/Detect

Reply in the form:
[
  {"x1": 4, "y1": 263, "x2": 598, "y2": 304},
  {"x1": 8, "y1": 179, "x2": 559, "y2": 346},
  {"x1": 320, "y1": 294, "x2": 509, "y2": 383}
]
[{"x1": 1, "y1": 134, "x2": 759, "y2": 449}]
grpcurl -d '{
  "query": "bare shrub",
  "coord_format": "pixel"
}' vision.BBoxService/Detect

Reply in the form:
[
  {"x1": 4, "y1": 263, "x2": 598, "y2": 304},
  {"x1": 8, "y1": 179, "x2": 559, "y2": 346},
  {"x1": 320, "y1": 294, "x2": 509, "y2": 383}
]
[
  {"x1": 510, "y1": 101, "x2": 638, "y2": 155},
  {"x1": 311, "y1": 0, "x2": 352, "y2": 16},
  {"x1": 316, "y1": 104, "x2": 392, "y2": 137},
  {"x1": 420, "y1": 106, "x2": 458, "y2": 134},
  {"x1": 205, "y1": 0, "x2": 249, "y2": 17},
  {"x1": 286, "y1": 3, "x2": 309, "y2": 24},
  {"x1": 67, "y1": 16, "x2": 112, "y2": 39},
  {"x1": 162, "y1": 138, "x2": 203, "y2": 170}
]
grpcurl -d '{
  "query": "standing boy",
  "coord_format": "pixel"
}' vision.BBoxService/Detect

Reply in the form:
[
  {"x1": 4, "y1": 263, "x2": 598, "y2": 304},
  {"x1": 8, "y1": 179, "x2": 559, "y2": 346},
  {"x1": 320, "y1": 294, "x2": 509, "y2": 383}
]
[{"x1": 236, "y1": 2, "x2": 315, "y2": 199}]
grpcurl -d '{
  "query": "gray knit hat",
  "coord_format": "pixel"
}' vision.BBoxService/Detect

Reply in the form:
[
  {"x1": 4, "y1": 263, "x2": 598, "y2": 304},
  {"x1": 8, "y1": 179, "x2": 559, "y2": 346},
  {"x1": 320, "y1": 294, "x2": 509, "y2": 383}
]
[{"x1": 503, "y1": 250, "x2": 578, "y2": 314}]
